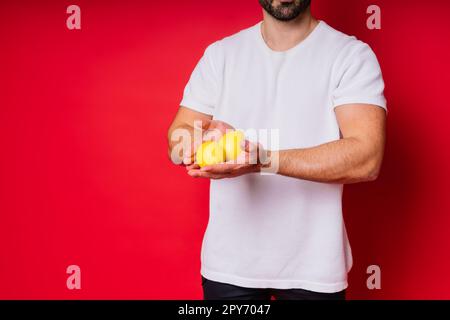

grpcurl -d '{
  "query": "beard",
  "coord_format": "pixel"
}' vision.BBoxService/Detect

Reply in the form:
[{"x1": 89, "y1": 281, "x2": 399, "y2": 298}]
[{"x1": 258, "y1": 0, "x2": 311, "y2": 21}]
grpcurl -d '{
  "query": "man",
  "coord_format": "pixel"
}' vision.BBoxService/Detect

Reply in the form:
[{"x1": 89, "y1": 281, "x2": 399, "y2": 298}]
[{"x1": 168, "y1": 0, "x2": 386, "y2": 300}]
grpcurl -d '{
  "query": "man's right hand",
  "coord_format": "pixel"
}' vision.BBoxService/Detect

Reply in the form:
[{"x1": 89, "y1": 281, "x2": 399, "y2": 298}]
[
  {"x1": 167, "y1": 106, "x2": 234, "y2": 166},
  {"x1": 182, "y1": 119, "x2": 234, "y2": 166}
]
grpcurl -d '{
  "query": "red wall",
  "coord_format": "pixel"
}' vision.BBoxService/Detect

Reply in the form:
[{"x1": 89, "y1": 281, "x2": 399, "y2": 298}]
[{"x1": 1, "y1": 0, "x2": 449, "y2": 299}]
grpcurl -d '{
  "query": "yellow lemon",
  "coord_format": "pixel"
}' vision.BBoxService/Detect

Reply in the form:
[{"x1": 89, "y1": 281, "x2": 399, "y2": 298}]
[
  {"x1": 196, "y1": 141, "x2": 225, "y2": 168},
  {"x1": 218, "y1": 130, "x2": 245, "y2": 161}
]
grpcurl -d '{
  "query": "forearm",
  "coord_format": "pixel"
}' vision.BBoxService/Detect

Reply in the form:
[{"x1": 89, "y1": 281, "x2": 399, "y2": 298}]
[
  {"x1": 167, "y1": 123, "x2": 195, "y2": 164},
  {"x1": 270, "y1": 137, "x2": 383, "y2": 184}
]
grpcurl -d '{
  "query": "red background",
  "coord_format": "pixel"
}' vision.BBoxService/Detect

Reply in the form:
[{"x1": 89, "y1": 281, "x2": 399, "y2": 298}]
[{"x1": 1, "y1": 0, "x2": 450, "y2": 299}]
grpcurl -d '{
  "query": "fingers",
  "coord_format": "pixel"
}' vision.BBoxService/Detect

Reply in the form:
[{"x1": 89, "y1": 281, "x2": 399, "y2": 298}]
[
  {"x1": 200, "y1": 163, "x2": 239, "y2": 174},
  {"x1": 182, "y1": 137, "x2": 202, "y2": 165},
  {"x1": 182, "y1": 144, "x2": 195, "y2": 165},
  {"x1": 241, "y1": 140, "x2": 269, "y2": 165},
  {"x1": 242, "y1": 139, "x2": 260, "y2": 153},
  {"x1": 188, "y1": 162, "x2": 241, "y2": 179},
  {"x1": 202, "y1": 129, "x2": 222, "y2": 142},
  {"x1": 183, "y1": 156, "x2": 193, "y2": 165},
  {"x1": 185, "y1": 163, "x2": 200, "y2": 170},
  {"x1": 195, "y1": 118, "x2": 213, "y2": 130},
  {"x1": 195, "y1": 118, "x2": 234, "y2": 132},
  {"x1": 235, "y1": 140, "x2": 258, "y2": 165},
  {"x1": 209, "y1": 120, "x2": 234, "y2": 133},
  {"x1": 187, "y1": 169, "x2": 229, "y2": 179},
  {"x1": 202, "y1": 120, "x2": 235, "y2": 141}
]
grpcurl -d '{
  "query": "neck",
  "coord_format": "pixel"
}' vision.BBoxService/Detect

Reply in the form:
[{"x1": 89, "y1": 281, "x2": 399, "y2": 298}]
[{"x1": 261, "y1": 9, "x2": 318, "y2": 52}]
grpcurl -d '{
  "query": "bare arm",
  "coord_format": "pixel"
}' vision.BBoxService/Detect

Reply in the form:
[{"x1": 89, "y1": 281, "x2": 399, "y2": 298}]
[
  {"x1": 272, "y1": 104, "x2": 386, "y2": 183},
  {"x1": 189, "y1": 104, "x2": 386, "y2": 184}
]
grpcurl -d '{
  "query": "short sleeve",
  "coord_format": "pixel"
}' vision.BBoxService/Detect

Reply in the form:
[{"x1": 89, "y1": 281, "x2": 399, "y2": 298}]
[
  {"x1": 332, "y1": 41, "x2": 387, "y2": 111},
  {"x1": 179, "y1": 41, "x2": 222, "y2": 115}
]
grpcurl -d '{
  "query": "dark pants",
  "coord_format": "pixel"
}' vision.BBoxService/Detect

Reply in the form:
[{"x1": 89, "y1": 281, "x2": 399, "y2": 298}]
[{"x1": 202, "y1": 276, "x2": 346, "y2": 300}]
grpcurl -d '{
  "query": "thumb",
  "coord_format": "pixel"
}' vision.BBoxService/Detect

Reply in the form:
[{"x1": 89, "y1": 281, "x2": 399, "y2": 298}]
[{"x1": 242, "y1": 140, "x2": 258, "y2": 153}]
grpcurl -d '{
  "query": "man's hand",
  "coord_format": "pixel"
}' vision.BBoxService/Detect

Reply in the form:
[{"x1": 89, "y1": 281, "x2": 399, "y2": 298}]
[
  {"x1": 171, "y1": 104, "x2": 386, "y2": 184},
  {"x1": 167, "y1": 106, "x2": 234, "y2": 165},
  {"x1": 186, "y1": 140, "x2": 265, "y2": 179},
  {"x1": 182, "y1": 119, "x2": 234, "y2": 166}
]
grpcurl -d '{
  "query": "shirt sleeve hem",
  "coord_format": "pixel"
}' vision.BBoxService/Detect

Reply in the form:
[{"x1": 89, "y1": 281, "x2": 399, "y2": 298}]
[
  {"x1": 333, "y1": 97, "x2": 387, "y2": 112},
  {"x1": 179, "y1": 98, "x2": 214, "y2": 116}
]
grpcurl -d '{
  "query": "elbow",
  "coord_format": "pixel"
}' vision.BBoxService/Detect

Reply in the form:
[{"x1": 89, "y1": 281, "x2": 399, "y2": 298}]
[
  {"x1": 341, "y1": 158, "x2": 382, "y2": 184},
  {"x1": 365, "y1": 168, "x2": 380, "y2": 182},
  {"x1": 357, "y1": 159, "x2": 382, "y2": 182}
]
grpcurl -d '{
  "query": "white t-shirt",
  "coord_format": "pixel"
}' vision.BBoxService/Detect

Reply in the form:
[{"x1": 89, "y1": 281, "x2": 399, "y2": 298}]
[{"x1": 180, "y1": 20, "x2": 386, "y2": 293}]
